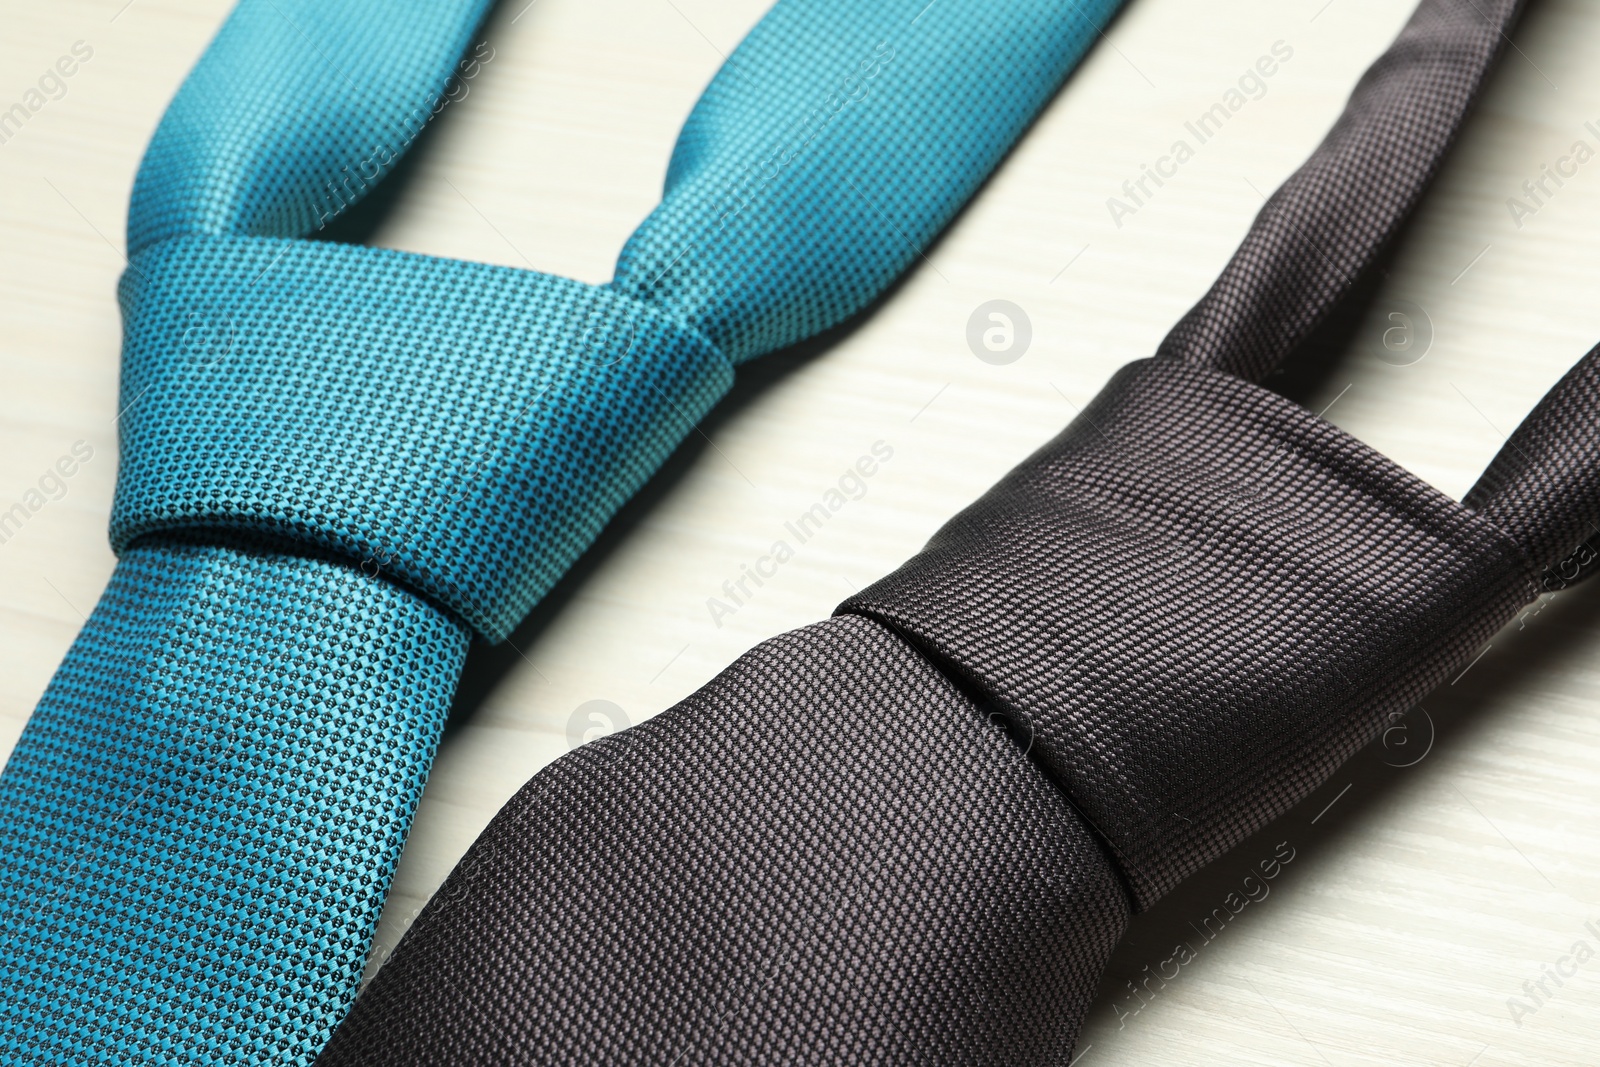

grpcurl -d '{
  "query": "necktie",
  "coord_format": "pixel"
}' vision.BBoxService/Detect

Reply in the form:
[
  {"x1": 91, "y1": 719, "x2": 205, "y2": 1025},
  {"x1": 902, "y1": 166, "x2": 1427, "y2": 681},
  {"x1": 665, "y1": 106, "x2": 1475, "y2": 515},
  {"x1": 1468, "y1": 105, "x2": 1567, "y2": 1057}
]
[
  {"x1": 317, "y1": 1, "x2": 1578, "y2": 1064},
  {"x1": 0, "y1": 1, "x2": 1126, "y2": 1063}
]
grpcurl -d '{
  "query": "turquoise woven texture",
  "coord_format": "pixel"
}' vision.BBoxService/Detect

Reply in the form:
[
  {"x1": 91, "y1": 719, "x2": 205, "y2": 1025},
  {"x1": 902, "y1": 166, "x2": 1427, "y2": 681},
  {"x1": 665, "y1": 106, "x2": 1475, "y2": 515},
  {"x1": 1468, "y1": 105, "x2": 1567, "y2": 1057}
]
[{"x1": 0, "y1": 0, "x2": 1123, "y2": 1063}]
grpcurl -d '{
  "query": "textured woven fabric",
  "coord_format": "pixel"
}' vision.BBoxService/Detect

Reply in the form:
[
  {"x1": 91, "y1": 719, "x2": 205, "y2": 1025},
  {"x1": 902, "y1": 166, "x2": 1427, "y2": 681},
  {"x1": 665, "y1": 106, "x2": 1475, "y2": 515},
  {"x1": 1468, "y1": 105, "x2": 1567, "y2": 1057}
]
[
  {"x1": 0, "y1": 536, "x2": 466, "y2": 1065},
  {"x1": 612, "y1": 1, "x2": 1105, "y2": 363},
  {"x1": 320, "y1": 1, "x2": 1583, "y2": 1063},
  {"x1": 322, "y1": 615, "x2": 1129, "y2": 1065},
  {"x1": 128, "y1": 0, "x2": 490, "y2": 248},
  {"x1": 1464, "y1": 344, "x2": 1600, "y2": 574},
  {"x1": 843, "y1": 357, "x2": 1534, "y2": 906},
  {"x1": 1160, "y1": 0, "x2": 1523, "y2": 382},
  {"x1": 112, "y1": 237, "x2": 728, "y2": 640},
  {"x1": 0, "y1": 0, "x2": 1125, "y2": 1063}
]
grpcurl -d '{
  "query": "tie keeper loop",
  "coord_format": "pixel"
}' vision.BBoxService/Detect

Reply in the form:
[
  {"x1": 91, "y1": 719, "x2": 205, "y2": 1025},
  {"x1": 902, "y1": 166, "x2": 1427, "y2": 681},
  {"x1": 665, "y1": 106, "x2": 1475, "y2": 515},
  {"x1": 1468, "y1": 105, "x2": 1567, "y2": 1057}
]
[{"x1": 110, "y1": 235, "x2": 733, "y2": 642}]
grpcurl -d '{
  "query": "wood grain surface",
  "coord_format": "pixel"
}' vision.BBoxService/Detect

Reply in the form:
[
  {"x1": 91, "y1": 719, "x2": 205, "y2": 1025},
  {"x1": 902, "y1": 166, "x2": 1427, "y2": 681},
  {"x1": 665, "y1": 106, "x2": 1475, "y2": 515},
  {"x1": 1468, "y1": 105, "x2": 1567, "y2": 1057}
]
[{"x1": 1, "y1": 1, "x2": 1596, "y2": 1063}]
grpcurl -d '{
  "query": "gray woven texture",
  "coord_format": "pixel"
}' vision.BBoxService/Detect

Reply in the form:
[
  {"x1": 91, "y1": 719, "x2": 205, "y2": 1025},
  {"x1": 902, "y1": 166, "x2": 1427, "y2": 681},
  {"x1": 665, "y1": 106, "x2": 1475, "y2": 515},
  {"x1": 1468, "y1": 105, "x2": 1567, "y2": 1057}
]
[
  {"x1": 1464, "y1": 344, "x2": 1600, "y2": 574},
  {"x1": 319, "y1": 615, "x2": 1128, "y2": 1064},
  {"x1": 1161, "y1": 0, "x2": 1524, "y2": 382},
  {"x1": 844, "y1": 357, "x2": 1537, "y2": 907},
  {"x1": 315, "y1": 0, "x2": 1587, "y2": 1062}
]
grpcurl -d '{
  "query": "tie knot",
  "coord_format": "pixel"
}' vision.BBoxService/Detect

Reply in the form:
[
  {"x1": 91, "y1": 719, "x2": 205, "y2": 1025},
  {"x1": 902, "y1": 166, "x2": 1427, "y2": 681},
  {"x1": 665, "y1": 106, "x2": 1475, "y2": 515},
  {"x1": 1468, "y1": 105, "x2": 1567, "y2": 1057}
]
[
  {"x1": 843, "y1": 357, "x2": 1538, "y2": 907},
  {"x1": 110, "y1": 235, "x2": 731, "y2": 640}
]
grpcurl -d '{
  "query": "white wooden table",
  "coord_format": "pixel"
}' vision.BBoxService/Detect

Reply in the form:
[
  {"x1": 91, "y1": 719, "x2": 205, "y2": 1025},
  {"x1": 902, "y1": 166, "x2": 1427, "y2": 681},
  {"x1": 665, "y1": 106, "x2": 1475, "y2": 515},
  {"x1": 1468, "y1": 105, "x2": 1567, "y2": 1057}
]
[{"x1": 1, "y1": 1, "x2": 1596, "y2": 1063}]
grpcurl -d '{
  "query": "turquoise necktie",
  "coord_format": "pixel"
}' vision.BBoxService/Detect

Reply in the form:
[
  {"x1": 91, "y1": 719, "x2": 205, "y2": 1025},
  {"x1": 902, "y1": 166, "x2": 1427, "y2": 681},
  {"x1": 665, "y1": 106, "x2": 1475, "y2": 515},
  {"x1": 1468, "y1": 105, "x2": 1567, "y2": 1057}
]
[{"x1": 0, "y1": 0, "x2": 1122, "y2": 1062}]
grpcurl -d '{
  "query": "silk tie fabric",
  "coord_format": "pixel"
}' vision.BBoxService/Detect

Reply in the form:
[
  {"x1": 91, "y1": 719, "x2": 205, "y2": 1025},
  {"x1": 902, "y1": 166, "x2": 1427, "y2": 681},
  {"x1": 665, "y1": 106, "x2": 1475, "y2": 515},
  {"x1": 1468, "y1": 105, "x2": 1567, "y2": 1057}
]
[
  {"x1": 316, "y1": 1, "x2": 1571, "y2": 1064},
  {"x1": 0, "y1": 1, "x2": 1127, "y2": 1064}
]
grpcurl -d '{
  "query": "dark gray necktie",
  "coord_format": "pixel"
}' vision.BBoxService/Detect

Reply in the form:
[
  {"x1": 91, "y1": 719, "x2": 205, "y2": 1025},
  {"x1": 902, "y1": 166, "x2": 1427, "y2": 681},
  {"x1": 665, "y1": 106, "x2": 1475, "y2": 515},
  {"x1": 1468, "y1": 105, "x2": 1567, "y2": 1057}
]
[{"x1": 318, "y1": 1, "x2": 1589, "y2": 1063}]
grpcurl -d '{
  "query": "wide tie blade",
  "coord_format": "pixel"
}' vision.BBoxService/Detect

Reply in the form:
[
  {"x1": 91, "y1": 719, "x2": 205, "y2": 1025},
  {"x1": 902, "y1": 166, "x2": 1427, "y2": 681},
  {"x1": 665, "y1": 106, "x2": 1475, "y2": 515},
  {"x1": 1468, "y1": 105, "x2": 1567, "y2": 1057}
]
[{"x1": 317, "y1": 616, "x2": 1129, "y2": 1065}]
